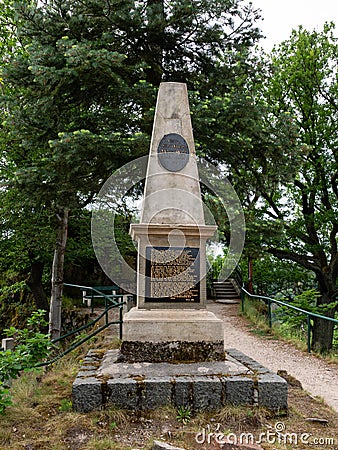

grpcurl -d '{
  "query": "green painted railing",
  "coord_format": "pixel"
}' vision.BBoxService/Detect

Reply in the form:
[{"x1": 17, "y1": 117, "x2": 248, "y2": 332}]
[
  {"x1": 241, "y1": 286, "x2": 338, "y2": 353},
  {"x1": 63, "y1": 283, "x2": 126, "y2": 340},
  {"x1": 34, "y1": 283, "x2": 126, "y2": 368},
  {"x1": 65, "y1": 283, "x2": 124, "y2": 328}
]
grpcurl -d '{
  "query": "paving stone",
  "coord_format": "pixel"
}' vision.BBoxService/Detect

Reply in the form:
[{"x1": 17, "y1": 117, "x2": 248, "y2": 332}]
[
  {"x1": 142, "y1": 378, "x2": 172, "y2": 409},
  {"x1": 193, "y1": 377, "x2": 222, "y2": 410},
  {"x1": 223, "y1": 377, "x2": 254, "y2": 406},
  {"x1": 80, "y1": 364, "x2": 98, "y2": 370},
  {"x1": 173, "y1": 377, "x2": 194, "y2": 409},
  {"x1": 76, "y1": 369, "x2": 98, "y2": 378},
  {"x1": 226, "y1": 349, "x2": 270, "y2": 374},
  {"x1": 257, "y1": 373, "x2": 288, "y2": 412},
  {"x1": 72, "y1": 377, "x2": 102, "y2": 413},
  {"x1": 106, "y1": 378, "x2": 139, "y2": 409}
]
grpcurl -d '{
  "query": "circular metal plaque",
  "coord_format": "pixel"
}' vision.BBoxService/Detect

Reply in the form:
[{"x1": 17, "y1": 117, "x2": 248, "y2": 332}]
[{"x1": 157, "y1": 133, "x2": 189, "y2": 172}]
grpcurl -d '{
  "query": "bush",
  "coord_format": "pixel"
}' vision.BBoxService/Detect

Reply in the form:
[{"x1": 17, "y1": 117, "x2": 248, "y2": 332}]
[
  {"x1": 0, "y1": 280, "x2": 36, "y2": 336},
  {"x1": 0, "y1": 310, "x2": 51, "y2": 414}
]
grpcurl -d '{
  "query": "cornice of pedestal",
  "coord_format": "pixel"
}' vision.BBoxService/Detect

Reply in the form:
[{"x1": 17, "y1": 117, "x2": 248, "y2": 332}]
[{"x1": 129, "y1": 223, "x2": 217, "y2": 240}]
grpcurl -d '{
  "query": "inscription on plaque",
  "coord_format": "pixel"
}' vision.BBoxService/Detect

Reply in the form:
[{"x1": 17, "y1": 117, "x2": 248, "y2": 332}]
[
  {"x1": 145, "y1": 246, "x2": 200, "y2": 303},
  {"x1": 157, "y1": 133, "x2": 189, "y2": 172}
]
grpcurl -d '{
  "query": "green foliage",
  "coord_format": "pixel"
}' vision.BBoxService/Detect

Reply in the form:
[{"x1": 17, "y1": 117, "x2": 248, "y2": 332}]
[
  {"x1": 249, "y1": 255, "x2": 315, "y2": 297},
  {"x1": 109, "y1": 421, "x2": 117, "y2": 430},
  {"x1": 0, "y1": 310, "x2": 52, "y2": 414},
  {"x1": 276, "y1": 289, "x2": 321, "y2": 329},
  {"x1": 230, "y1": 24, "x2": 338, "y2": 352},
  {"x1": 176, "y1": 405, "x2": 191, "y2": 424},
  {"x1": 242, "y1": 297, "x2": 270, "y2": 332},
  {"x1": 0, "y1": 188, "x2": 54, "y2": 276},
  {"x1": 0, "y1": 281, "x2": 26, "y2": 300},
  {"x1": 0, "y1": 382, "x2": 12, "y2": 415},
  {"x1": 0, "y1": 0, "x2": 264, "y2": 340},
  {"x1": 276, "y1": 289, "x2": 338, "y2": 329},
  {"x1": 208, "y1": 254, "x2": 225, "y2": 281},
  {"x1": 2, "y1": 310, "x2": 51, "y2": 378},
  {"x1": 0, "y1": 0, "x2": 263, "y2": 222},
  {"x1": 244, "y1": 288, "x2": 338, "y2": 354},
  {"x1": 0, "y1": 278, "x2": 36, "y2": 336},
  {"x1": 58, "y1": 399, "x2": 72, "y2": 412}
]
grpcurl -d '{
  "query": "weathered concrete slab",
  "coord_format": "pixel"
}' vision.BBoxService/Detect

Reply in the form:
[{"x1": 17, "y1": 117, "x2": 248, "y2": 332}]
[{"x1": 72, "y1": 348, "x2": 287, "y2": 413}]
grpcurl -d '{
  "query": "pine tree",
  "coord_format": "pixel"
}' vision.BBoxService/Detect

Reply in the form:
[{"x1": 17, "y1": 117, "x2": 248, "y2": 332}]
[{"x1": 1, "y1": 0, "x2": 262, "y2": 339}]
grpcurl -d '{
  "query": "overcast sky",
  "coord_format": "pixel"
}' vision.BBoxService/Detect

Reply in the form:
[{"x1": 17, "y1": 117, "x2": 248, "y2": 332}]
[{"x1": 251, "y1": 0, "x2": 338, "y2": 49}]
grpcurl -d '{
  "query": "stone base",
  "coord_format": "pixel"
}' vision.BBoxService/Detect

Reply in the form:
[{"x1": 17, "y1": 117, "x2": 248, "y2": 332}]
[
  {"x1": 119, "y1": 340, "x2": 225, "y2": 363},
  {"x1": 123, "y1": 307, "x2": 224, "y2": 342},
  {"x1": 72, "y1": 349, "x2": 288, "y2": 413}
]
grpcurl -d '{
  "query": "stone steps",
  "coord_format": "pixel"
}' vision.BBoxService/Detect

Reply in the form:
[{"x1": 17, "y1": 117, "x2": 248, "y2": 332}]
[{"x1": 213, "y1": 280, "x2": 240, "y2": 304}]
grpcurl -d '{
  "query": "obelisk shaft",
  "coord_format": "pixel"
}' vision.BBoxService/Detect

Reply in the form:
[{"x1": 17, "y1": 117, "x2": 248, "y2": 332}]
[{"x1": 123, "y1": 82, "x2": 224, "y2": 362}]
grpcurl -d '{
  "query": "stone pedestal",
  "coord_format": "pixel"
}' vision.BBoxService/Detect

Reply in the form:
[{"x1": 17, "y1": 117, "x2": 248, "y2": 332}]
[
  {"x1": 72, "y1": 349, "x2": 288, "y2": 413},
  {"x1": 121, "y1": 308, "x2": 224, "y2": 362},
  {"x1": 123, "y1": 309, "x2": 223, "y2": 342}
]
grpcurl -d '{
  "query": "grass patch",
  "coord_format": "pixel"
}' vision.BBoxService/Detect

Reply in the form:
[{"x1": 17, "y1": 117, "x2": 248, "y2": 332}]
[{"x1": 215, "y1": 404, "x2": 273, "y2": 428}]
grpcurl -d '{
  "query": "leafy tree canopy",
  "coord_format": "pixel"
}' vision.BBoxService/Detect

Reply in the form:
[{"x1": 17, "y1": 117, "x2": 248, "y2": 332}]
[{"x1": 240, "y1": 24, "x2": 338, "y2": 352}]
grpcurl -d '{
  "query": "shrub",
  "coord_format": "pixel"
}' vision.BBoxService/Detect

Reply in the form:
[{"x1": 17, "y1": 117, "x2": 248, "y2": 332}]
[{"x1": 0, "y1": 310, "x2": 51, "y2": 414}]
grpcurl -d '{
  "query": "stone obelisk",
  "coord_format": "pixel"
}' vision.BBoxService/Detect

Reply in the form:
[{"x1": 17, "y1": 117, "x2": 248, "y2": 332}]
[{"x1": 121, "y1": 82, "x2": 224, "y2": 362}]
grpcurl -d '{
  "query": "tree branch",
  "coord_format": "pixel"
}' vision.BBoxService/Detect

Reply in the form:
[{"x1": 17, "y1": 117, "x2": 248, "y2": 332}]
[
  {"x1": 267, "y1": 247, "x2": 320, "y2": 273},
  {"x1": 331, "y1": 171, "x2": 338, "y2": 201},
  {"x1": 329, "y1": 223, "x2": 338, "y2": 263}
]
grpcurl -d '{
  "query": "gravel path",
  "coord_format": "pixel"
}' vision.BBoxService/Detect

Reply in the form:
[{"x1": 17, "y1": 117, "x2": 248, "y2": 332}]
[{"x1": 208, "y1": 301, "x2": 338, "y2": 412}]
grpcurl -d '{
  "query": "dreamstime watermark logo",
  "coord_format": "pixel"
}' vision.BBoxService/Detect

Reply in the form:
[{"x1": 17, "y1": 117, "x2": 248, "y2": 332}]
[
  {"x1": 195, "y1": 422, "x2": 336, "y2": 447},
  {"x1": 91, "y1": 155, "x2": 245, "y2": 297}
]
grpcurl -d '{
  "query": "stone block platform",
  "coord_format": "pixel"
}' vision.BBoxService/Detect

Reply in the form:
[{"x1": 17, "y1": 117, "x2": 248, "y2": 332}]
[{"x1": 72, "y1": 348, "x2": 287, "y2": 413}]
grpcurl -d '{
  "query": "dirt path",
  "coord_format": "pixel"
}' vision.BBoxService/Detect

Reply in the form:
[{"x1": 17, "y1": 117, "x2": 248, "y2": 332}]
[{"x1": 207, "y1": 301, "x2": 338, "y2": 413}]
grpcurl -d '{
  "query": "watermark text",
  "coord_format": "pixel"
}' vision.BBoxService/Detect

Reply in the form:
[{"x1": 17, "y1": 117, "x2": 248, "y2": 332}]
[{"x1": 195, "y1": 422, "x2": 335, "y2": 447}]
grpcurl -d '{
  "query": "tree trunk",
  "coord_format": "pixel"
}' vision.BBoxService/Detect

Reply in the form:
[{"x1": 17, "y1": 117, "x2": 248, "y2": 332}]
[
  {"x1": 312, "y1": 314, "x2": 335, "y2": 354},
  {"x1": 145, "y1": 0, "x2": 165, "y2": 87},
  {"x1": 311, "y1": 273, "x2": 336, "y2": 354},
  {"x1": 26, "y1": 259, "x2": 48, "y2": 309},
  {"x1": 49, "y1": 209, "x2": 69, "y2": 341}
]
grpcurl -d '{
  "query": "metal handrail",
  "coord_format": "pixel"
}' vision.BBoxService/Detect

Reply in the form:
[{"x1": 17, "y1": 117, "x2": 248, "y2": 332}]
[
  {"x1": 63, "y1": 282, "x2": 125, "y2": 339},
  {"x1": 241, "y1": 286, "x2": 338, "y2": 353},
  {"x1": 31, "y1": 283, "x2": 126, "y2": 368},
  {"x1": 34, "y1": 303, "x2": 122, "y2": 368}
]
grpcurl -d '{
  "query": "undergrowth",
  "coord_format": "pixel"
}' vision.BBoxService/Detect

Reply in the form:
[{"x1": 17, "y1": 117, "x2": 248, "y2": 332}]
[
  {"x1": 0, "y1": 310, "x2": 51, "y2": 414},
  {"x1": 242, "y1": 297, "x2": 338, "y2": 363}
]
